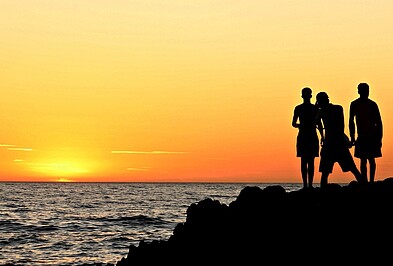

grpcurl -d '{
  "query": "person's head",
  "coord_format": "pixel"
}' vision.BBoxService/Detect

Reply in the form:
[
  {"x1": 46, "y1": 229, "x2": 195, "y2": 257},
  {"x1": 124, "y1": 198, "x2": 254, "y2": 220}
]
[
  {"x1": 316, "y1": 92, "x2": 329, "y2": 108},
  {"x1": 301, "y1": 87, "x2": 312, "y2": 99},
  {"x1": 357, "y1": 82, "x2": 369, "y2": 98}
]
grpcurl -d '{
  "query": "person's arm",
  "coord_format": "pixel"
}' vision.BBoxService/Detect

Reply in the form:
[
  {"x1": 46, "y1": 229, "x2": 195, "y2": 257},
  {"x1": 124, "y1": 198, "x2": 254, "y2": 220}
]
[
  {"x1": 317, "y1": 120, "x2": 324, "y2": 145},
  {"x1": 315, "y1": 107, "x2": 324, "y2": 144},
  {"x1": 292, "y1": 107, "x2": 300, "y2": 128},
  {"x1": 348, "y1": 102, "x2": 356, "y2": 145},
  {"x1": 375, "y1": 103, "x2": 383, "y2": 143}
]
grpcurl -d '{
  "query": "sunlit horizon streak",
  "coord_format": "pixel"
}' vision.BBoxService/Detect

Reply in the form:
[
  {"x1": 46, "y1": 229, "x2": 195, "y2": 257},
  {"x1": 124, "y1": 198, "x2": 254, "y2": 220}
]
[{"x1": 111, "y1": 151, "x2": 189, "y2": 154}]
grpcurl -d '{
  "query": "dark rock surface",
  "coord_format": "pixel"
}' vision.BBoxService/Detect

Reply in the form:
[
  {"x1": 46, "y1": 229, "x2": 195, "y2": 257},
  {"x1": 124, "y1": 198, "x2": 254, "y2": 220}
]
[{"x1": 115, "y1": 178, "x2": 393, "y2": 265}]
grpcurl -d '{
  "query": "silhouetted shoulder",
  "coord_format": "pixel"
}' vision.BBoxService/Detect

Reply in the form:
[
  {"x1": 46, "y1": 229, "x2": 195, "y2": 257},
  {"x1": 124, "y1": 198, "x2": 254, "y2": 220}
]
[
  {"x1": 350, "y1": 98, "x2": 381, "y2": 119},
  {"x1": 333, "y1": 104, "x2": 343, "y2": 110},
  {"x1": 351, "y1": 98, "x2": 379, "y2": 108},
  {"x1": 329, "y1": 104, "x2": 344, "y2": 114}
]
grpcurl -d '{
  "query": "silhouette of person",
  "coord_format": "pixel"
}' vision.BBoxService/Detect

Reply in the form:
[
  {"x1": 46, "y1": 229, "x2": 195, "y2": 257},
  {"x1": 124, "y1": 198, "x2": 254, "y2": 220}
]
[
  {"x1": 292, "y1": 87, "x2": 323, "y2": 188},
  {"x1": 349, "y1": 82, "x2": 383, "y2": 183},
  {"x1": 315, "y1": 91, "x2": 366, "y2": 187}
]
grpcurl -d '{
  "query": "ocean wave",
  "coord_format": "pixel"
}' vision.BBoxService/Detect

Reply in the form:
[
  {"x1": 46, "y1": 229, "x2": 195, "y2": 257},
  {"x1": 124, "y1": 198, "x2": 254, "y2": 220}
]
[{"x1": 96, "y1": 214, "x2": 170, "y2": 226}]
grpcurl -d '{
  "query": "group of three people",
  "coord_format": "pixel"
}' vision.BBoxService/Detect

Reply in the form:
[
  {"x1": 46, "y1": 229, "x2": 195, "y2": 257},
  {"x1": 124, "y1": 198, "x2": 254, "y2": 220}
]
[{"x1": 292, "y1": 83, "x2": 383, "y2": 188}]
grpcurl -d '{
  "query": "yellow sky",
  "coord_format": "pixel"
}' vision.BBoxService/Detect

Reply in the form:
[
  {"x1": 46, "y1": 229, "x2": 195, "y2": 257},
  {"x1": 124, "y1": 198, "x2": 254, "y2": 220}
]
[{"x1": 1, "y1": 0, "x2": 393, "y2": 183}]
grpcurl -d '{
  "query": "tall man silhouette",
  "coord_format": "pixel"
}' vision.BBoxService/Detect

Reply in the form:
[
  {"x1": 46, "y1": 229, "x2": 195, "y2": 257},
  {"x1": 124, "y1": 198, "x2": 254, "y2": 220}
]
[
  {"x1": 349, "y1": 83, "x2": 383, "y2": 183},
  {"x1": 292, "y1": 87, "x2": 323, "y2": 188},
  {"x1": 315, "y1": 92, "x2": 366, "y2": 187}
]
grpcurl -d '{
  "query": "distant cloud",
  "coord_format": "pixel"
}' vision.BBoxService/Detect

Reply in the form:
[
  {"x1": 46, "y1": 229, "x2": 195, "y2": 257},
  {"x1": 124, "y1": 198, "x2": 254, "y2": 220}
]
[
  {"x1": 126, "y1": 167, "x2": 152, "y2": 171},
  {"x1": 7, "y1": 147, "x2": 34, "y2": 151},
  {"x1": 126, "y1": 167, "x2": 169, "y2": 174},
  {"x1": 13, "y1": 159, "x2": 25, "y2": 162},
  {"x1": 0, "y1": 144, "x2": 14, "y2": 147},
  {"x1": 0, "y1": 144, "x2": 33, "y2": 151},
  {"x1": 111, "y1": 150, "x2": 189, "y2": 154}
]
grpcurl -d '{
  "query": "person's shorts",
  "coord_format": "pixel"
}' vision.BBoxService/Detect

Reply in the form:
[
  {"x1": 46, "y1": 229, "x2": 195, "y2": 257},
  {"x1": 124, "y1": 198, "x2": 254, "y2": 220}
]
[
  {"x1": 319, "y1": 146, "x2": 357, "y2": 173},
  {"x1": 296, "y1": 133, "x2": 319, "y2": 158},
  {"x1": 354, "y1": 135, "x2": 382, "y2": 159}
]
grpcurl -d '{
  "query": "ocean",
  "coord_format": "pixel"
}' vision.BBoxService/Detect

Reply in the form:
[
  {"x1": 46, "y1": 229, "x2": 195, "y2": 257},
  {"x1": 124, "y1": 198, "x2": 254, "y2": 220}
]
[{"x1": 0, "y1": 182, "x2": 303, "y2": 266}]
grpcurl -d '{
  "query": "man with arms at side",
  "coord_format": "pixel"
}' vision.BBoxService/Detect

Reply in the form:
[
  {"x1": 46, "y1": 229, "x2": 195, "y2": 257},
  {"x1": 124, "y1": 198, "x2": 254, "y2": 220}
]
[{"x1": 349, "y1": 82, "x2": 383, "y2": 183}]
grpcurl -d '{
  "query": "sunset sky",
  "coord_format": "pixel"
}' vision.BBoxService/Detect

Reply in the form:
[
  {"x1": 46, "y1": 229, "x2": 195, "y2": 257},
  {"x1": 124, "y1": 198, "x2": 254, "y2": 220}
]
[{"x1": 1, "y1": 1, "x2": 393, "y2": 183}]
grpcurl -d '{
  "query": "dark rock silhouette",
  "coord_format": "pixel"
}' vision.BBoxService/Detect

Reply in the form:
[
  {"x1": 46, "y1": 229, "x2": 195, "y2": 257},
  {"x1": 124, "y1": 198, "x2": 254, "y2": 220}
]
[{"x1": 115, "y1": 178, "x2": 393, "y2": 265}]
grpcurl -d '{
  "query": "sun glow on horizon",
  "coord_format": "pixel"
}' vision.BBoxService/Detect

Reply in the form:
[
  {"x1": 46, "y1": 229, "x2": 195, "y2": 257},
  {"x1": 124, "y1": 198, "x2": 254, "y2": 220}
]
[
  {"x1": 56, "y1": 177, "x2": 73, "y2": 183},
  {"x1": 28, "y1": 161, "x2": 91, "y2": 178}
]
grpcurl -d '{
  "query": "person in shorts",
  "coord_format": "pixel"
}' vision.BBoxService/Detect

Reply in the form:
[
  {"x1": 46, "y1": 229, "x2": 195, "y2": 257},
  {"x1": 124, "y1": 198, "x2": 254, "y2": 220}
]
[
  {"x1": 315, "y1": 92, "x2": 366, "y2": 187},
  {"x1": 292, "y1": 87, "x2": 323, "y2": 188},
  {"x1": 349, "y1": 82, "x2": 383, "y2": 183}
]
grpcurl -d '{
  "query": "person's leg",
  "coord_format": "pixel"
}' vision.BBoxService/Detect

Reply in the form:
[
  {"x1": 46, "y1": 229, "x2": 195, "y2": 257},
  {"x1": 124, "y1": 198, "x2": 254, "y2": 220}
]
[
  {"x1": 301, "y1": 157, "x2": 308, "y2": 188},
  {"x1": 307, "y1": 157, "x2": 315, "y2": 188},
  {"x1": 340, "y1": 150, "x2": 366, "y2": 183},
  {"x1": 350, "y1": 167, "x2": 365, "y2": 183},
  {"x1": 369, "y1": 158, "x2": 376, "y2": 183},
  {"x1": 360, "y1": 158, "x2": 368, "y2": 181},
  {"x1": 319, "y1": 151, "x2": 332, "y2": 188},
  {"x1": 320, "y1": 172, "x2": 329, "y2": 188}
]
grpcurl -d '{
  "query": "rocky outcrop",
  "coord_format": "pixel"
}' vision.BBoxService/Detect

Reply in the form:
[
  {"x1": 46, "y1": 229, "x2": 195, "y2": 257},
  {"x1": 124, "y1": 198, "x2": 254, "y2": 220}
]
[{"x1": 115, "y1": 178, "x2": 393, "y2": 265}]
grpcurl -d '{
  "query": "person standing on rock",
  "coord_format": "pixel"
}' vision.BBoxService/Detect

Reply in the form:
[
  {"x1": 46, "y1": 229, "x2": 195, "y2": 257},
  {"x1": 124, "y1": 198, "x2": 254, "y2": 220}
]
[
  {"x1": 315, "y1": 91, "x2": 366, "y2": 187},
  {"x1": 292, "y1": 87, "x2": 323, "y2": 188},
  {"x1": 349, "y1": 82, "x2": 383, "y2": 183}
]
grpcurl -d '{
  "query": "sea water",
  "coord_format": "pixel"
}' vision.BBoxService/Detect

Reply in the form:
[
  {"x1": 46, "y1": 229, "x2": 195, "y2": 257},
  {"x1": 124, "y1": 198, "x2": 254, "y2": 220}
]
[{"x1": 0, "y1": 182, "x2": 302, "y2": 266}]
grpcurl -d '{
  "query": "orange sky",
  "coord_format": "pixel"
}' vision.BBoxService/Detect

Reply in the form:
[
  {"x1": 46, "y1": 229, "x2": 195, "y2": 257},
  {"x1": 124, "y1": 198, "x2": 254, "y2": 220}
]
[{"x1": 1, "y1": 1, "x2": 393, "y2": 183}]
